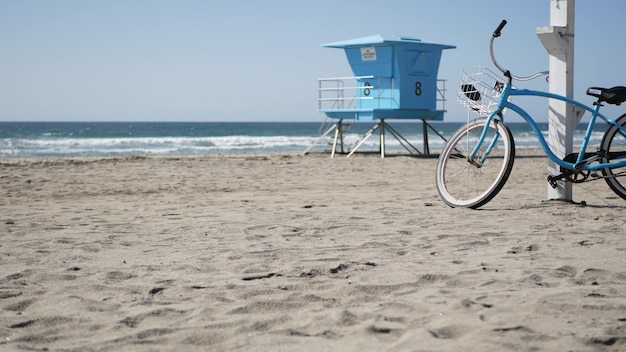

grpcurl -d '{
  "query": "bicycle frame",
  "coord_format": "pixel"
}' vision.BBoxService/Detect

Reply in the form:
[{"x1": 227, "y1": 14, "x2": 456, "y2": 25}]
[
  {"x1": 473, "y1": 83, "x2": 626, "y2": 172},
  {"x1": 437, "y1": 20, "x2": 626, "y2": 208}
]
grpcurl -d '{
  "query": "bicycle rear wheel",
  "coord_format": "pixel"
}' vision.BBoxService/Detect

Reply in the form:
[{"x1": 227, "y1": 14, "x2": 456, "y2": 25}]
[
  {"x1": 436, "y1": 118, "x2": 515, "y2": 208},
  {"x1": 600, "y1": 113, "x2": 626, "y2": 200}
]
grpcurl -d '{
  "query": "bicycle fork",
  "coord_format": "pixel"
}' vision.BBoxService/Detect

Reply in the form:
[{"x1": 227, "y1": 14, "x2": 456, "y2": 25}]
[{"x1": 468, "y1": 117, "x2": 502, "y2": 168}]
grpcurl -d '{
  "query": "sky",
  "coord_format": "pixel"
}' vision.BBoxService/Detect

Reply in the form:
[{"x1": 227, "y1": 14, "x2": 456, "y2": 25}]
[{"x1": 0, "y1": 0, "x2": 624, "y2": 122}]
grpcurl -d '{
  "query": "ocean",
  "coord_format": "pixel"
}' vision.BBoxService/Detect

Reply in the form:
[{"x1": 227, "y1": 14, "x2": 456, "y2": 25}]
[{"x1": 0, "y1": 121, "x2": 608, "y2": 157}]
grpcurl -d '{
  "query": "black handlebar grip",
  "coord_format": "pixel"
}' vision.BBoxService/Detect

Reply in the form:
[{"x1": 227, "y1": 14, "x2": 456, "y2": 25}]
[{"x1": 493, "y1": 20, "x2": 507, "y2": 37}]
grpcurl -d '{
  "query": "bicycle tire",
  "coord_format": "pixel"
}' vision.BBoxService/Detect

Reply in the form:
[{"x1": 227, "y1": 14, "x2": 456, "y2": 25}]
[
  {"x1": 436, "y1": 118, "x2": 515, "y2": 208},
  {"x1": 600, "y1": 113, "x2": 626, "y2": 200}
]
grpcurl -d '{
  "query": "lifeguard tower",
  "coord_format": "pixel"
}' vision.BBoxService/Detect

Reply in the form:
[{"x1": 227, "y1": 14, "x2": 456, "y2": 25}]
[{"x1": 305, "y1": 35, "x2": 455, "y2": 157}]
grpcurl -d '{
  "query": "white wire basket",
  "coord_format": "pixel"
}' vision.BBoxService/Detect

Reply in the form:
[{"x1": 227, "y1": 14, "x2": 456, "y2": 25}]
[{"x1": 457, "y1": 67, "x2": 506, "y2": 116}]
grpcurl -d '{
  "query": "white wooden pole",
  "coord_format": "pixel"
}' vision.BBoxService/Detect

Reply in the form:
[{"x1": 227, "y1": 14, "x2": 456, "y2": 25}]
[{"x1": 536, "y1": 0, "x2": 577, "y2": 200}]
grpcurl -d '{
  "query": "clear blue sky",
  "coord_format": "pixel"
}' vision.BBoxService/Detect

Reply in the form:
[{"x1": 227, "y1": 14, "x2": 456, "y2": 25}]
[{"x1": 0, "y1": 0, "x2": 624, "y2": 122}]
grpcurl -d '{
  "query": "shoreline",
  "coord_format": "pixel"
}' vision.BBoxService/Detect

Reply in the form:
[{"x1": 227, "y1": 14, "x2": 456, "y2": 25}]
[{"x1": 0, "y1": 145, "x2": 551, "y2": 162}]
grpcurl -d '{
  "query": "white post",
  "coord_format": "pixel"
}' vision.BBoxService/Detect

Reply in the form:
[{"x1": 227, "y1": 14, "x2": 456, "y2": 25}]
[{"x1": 536, "y1": 0, "x2": 577, "y2": 200}]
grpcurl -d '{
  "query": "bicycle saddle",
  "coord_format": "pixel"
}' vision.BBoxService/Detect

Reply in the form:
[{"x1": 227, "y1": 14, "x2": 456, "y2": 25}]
[{"x1": 586, "y1": 86, "x2": 626, "y2": 105}]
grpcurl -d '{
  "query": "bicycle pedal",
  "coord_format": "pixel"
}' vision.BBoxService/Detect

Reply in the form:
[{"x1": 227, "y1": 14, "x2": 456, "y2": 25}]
[{"x1": 547, "y1": 175, "x2": 559, "y2": 188}]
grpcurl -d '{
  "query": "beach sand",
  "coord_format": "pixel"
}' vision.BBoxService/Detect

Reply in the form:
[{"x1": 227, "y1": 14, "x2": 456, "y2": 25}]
[{"x1": 0, "y1": 152, "x2": 625, "y2": 351}]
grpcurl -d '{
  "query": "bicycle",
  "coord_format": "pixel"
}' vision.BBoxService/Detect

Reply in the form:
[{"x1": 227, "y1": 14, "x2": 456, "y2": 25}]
[{"x1": 435, "y1": 20, "x2": 626, "y2": 209}]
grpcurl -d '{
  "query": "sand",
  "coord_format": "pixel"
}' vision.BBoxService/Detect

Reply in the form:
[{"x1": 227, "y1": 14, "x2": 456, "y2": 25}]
[{"x1": 0, "y1": 152, "x2": 625, "y2": 351}]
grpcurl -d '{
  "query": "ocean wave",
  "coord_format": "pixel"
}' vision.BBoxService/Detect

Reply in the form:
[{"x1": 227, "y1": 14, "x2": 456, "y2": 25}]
[
  {"x1": 0, "y1": 136, "x2": 324, "y2": 157},
  {"x1": 0, "y1": 122, "x2": 610, "y2": 157}
]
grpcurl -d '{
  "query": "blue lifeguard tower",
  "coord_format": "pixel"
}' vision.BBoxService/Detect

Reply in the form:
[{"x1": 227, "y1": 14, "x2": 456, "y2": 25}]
[{"x1": 305, "y1": 34, "x2": 455, "y2": 157}]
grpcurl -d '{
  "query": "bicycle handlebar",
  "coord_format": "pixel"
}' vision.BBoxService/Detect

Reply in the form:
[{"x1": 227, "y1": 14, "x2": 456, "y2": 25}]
[
  {"x1": 493, "y1": 20, "x2": 507, "y2": 38},
  {"x1": 490, "y1": 20, "x2": 548, "y2": 82}
]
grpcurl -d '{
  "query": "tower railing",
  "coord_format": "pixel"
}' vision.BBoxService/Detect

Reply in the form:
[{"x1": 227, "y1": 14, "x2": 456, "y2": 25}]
[
  {"x1": 436, "y1": 79, "x2": 447, "y2": 111},
  {"x1": 318, "y1": 76, "x2": 448, "y2": 112},
  {"x1": 317, "y1": 76, "x2": 396, "y2": 111}
]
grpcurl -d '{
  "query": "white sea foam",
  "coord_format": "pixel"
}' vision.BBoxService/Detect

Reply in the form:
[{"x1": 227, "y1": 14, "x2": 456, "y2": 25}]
[
  {"x1": 0, "y1": 136, "x2": 324, "y2": 156},
  {"x1": 0, "y1": 123, "x2": 609, "y2": 157}
]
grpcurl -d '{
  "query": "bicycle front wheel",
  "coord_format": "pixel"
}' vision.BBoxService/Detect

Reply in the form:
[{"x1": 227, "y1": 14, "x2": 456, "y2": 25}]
[
  {"x1": 436, "y1": 118, "x2": 515, "y2": 208},
  {"x1": 600, "y1": 113, "x2": 626, "y2": 200}
]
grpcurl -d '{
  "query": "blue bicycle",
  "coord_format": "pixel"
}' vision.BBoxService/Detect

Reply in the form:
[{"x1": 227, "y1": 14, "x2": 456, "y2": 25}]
[{"x1": 436, "y1": 20, "x2": 626, "y2": 208}]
